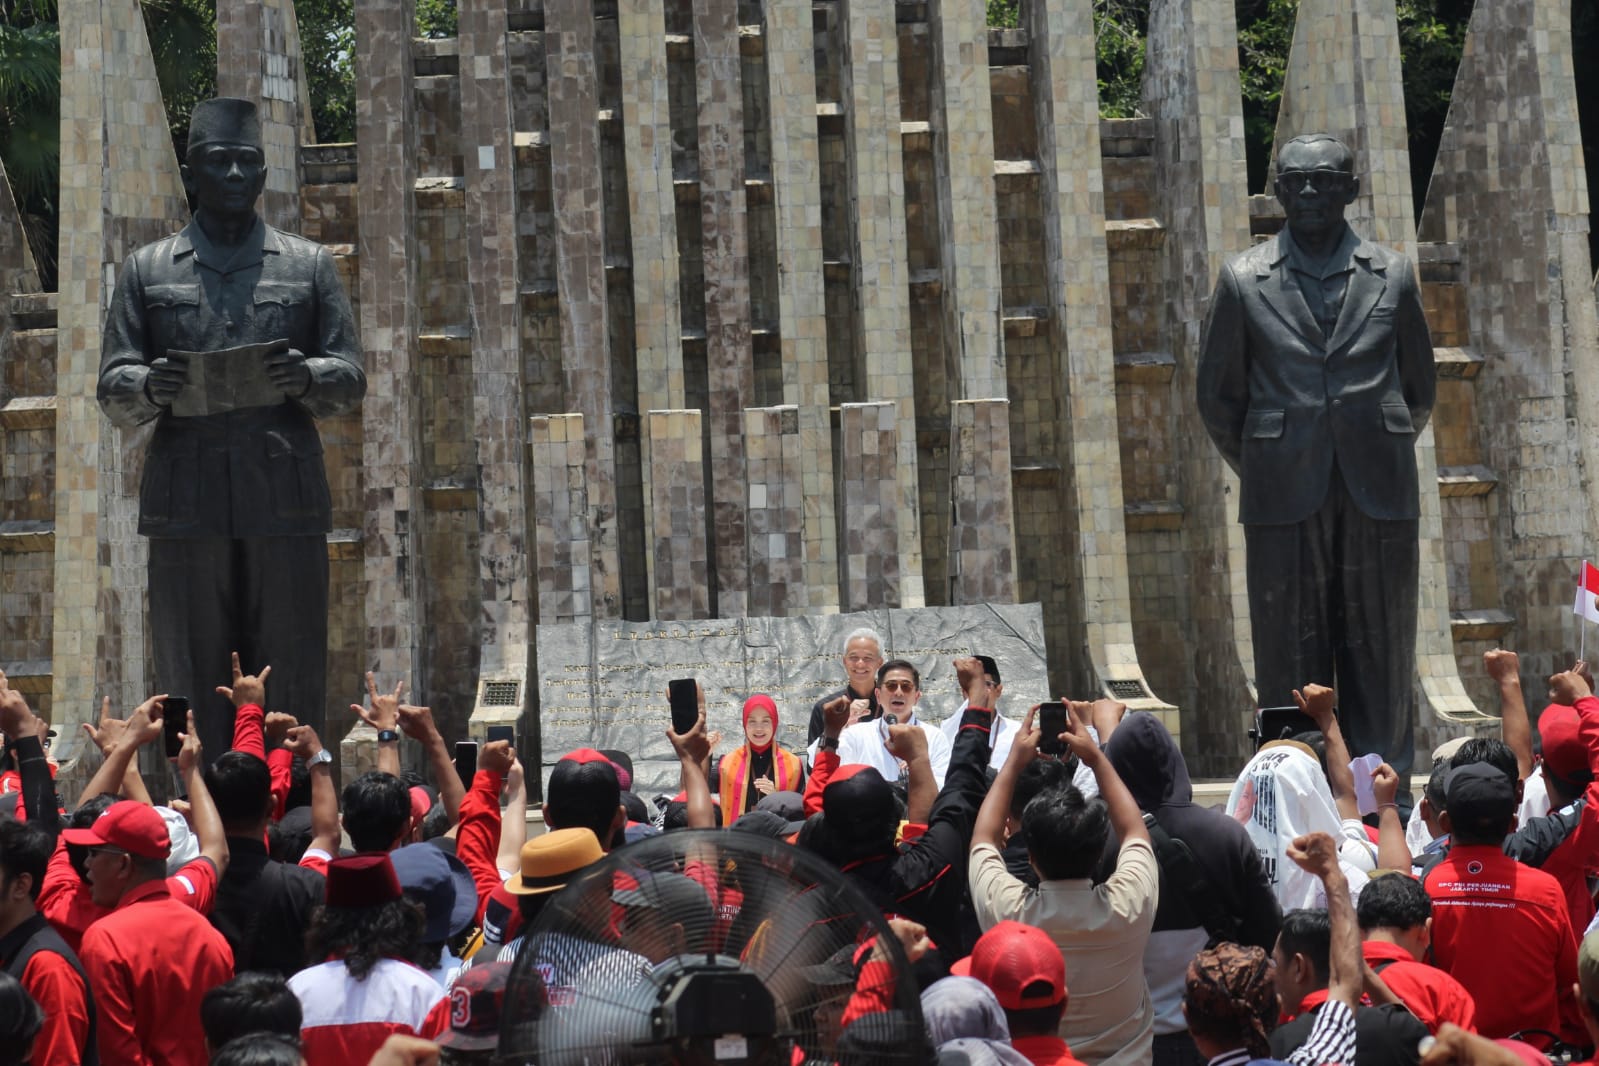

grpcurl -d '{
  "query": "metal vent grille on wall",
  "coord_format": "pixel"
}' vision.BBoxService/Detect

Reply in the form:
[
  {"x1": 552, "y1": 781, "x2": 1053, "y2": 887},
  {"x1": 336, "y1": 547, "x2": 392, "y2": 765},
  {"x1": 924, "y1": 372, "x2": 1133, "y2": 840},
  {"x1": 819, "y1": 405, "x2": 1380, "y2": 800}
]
[
  {"x1": 1105, "y1": 680, "x2": 1147, "y2": 701},
  {"x1": 482, "y1": 681, "x2": 521, "y2": 706}
]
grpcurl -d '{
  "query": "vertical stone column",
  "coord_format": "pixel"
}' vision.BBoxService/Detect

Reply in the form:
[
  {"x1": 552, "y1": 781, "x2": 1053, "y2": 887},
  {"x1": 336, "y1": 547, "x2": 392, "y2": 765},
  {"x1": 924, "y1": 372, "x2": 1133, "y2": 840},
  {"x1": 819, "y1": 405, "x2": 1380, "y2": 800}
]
[
  {"x1": 53, "y1": 0, "x2": 189, "y2": 740},
  {"x1": 762, "y1": 0, "x2": 839, "y2": 613},
  {"x1": 617, "y1": 0, "x2": 684, "y2": 616},
  {"x1": 216, "y1": 0, "x2": 318, "y2": 232},
  {"x1": 744, "y1": 406, "x2": 807, "y2": 616},
  {"x1": 458, "y1": 0, "x2": 529, "y2": 705},
  {"x1": 1030, "y1": 0, "x2": 1162, "y2": 703},
  {"x1": 1418, "y1": 0, "x2": 1599, "y2": 688},
  {"x1": 838, "y1": 402, "x2": 902, "y2": 610},
  {"x1": 928, "y1": 0, "x2": 1005, "y2": 398},
  {"x1": 1143, "y1": 0, "x2": 1257, "y2": 764},
  {"x1": 529, "y1": 415, "x2": 593, "y2": 626},
  {"x1": 1271, "y1": 0, "x2": 1413, "y2": 245},
  {"x1": 948, "y1": 399, "x2": 1018, "y2": 604},
  {"x1": 355, "y1": 0, "x2": 426, "y2": 690},
  {"x1": 1274, "y1": 0, "x2": 1481, "y2": 728},
  {"x1": 646, "y1": 410, "x2": 710, "y2": 621},
  {"x1": 544, "y1": 0, "x2": 621, "y2": 619},
  {"x1": 694, "y1": 0, "x2": 754, "y2": 617},
  {"x1": 838, "y1": 0, "x2": 923, "y2": 607}
]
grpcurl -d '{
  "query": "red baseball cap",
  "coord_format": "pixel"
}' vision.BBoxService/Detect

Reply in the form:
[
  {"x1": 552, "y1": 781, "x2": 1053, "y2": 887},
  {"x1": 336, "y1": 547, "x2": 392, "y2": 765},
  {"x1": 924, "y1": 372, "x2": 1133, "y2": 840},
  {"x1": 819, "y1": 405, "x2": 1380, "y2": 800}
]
[
  {"x1": 62, "y1": 800, "x2": 171, "y2": 861},
  {"x1": 1539, "y1": 704, "x2": 1593, "y2": 785},
  {"x1": 950, "y1": 920, "x2": 1066, "y2": 1011}
]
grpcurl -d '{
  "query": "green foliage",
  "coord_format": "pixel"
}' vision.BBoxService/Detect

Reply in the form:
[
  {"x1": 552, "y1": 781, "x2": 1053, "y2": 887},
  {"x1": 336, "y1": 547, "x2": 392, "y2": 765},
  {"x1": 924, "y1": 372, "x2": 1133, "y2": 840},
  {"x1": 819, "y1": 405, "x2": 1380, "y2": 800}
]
[
  {"x1": 1094, "y1": 0, "x2": 1147, "y2": 119},
  {"x1": 1234, "y1": 0, "x2": 1296, "y2": 190},
  {"x1": 140, "y1": 0, "x2": 217, "y2": 154},
  {"x1": 415, "y1": 0, "x2": 456, "y2": 38},
  {"x1": 295, "y1": 0, "x2": 356, "y2": 143},
  {"x1": 0, "y1": 0, "x2": 60, "y2": 283},
  {"x1": 986, "y1": 0, "x2": 1018, "y2": 30}
]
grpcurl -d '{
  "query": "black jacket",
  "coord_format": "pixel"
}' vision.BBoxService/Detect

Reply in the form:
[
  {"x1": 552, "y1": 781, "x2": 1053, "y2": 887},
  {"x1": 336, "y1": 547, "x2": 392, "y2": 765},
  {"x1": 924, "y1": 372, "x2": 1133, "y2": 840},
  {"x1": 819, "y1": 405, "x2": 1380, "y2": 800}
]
[
  {"x1": 1103, "y1": 712, "x2": 1281, "y2": 948},
  {"x1": 833, "y1": 705, "x2": 993, "y2": 956},
  {"x1": 210, "y1": 835, "x2": 326, "y2": 977}
]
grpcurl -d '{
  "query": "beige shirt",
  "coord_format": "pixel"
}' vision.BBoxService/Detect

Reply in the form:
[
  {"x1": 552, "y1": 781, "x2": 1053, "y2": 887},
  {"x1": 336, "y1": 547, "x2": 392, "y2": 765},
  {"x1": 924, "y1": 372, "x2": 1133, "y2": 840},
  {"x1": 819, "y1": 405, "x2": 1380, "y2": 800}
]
[{"x1": 969, "y1": 838, "x2": 1159, "y2": 1066}]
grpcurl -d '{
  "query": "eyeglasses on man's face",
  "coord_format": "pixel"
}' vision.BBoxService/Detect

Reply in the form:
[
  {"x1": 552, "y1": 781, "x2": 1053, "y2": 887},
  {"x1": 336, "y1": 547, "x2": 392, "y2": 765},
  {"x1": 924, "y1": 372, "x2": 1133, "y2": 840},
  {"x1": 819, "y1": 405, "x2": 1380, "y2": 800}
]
[{"x1": 879, "y1": 679, "x2": 916, "y2": 694}]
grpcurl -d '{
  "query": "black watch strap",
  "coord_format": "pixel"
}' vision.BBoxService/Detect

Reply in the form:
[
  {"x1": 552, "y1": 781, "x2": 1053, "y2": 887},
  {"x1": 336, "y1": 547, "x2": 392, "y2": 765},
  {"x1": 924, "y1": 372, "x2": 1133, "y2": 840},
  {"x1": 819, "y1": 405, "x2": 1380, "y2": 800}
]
[{"x1": 818, "y1": 736, "x2": 840, "y2": 752}]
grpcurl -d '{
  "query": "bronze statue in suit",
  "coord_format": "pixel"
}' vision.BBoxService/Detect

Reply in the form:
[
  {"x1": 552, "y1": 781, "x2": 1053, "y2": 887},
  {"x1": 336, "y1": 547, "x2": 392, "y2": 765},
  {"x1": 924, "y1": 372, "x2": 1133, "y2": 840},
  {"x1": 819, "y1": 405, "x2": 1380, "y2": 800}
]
[
  {"x1": 98, "y1": 99, "x2": 365, "y2": 757},
  {"x1": 1198, "y1": 134, "x2": 1435, "y2": 782}
]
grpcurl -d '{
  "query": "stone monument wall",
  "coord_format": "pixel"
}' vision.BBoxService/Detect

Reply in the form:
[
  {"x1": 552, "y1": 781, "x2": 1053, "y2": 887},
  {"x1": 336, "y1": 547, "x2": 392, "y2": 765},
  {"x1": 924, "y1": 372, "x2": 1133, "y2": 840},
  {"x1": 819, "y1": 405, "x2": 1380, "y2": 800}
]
[{"x1": 4, "y1": 0, "x2": 1598, "y2": 782}]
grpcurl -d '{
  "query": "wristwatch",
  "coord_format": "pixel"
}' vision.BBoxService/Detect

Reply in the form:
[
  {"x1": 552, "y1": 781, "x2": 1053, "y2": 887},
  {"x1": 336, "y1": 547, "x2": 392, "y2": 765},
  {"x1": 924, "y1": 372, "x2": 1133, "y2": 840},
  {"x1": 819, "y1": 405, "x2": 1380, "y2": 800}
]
[
  {"x1": 306, "y1": 748, "x2": 333, "y2": 767},
  {"x1": 817, "y1": 736, "x2": 840, "y2": 752},
  {"x1": 377, "y1": 729, "x2": 400, "y2": 744}
]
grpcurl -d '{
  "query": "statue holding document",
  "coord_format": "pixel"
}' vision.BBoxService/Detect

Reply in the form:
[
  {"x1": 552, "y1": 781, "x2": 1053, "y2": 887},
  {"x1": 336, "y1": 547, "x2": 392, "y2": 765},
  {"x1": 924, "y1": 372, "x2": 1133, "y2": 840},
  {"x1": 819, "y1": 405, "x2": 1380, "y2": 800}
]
[{"x1": 98, "y1": 98, "x2": 365, "y2": 757}]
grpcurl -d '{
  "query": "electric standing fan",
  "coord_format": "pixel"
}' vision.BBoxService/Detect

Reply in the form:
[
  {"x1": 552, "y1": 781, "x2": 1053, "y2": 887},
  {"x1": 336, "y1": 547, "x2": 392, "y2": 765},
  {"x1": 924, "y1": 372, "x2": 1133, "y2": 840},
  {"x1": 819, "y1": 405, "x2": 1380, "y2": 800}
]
[{"x1": 497, "y1": 828, "x2": 928, "y2": 1066}]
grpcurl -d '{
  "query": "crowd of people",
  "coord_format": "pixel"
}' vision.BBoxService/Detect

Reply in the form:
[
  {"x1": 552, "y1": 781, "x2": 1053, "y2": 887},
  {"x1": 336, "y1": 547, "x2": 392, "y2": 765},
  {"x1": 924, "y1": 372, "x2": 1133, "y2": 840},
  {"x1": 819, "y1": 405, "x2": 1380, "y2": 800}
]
[{"x1": 3, "y1": 628, "x2": 1599, "y2": 1066}]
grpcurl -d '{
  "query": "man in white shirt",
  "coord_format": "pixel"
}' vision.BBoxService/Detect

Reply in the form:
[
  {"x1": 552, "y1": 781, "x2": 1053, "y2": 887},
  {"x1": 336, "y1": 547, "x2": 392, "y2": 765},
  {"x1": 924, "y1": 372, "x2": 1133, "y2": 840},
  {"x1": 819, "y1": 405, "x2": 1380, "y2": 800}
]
[{"x1": 835, "y1": 660, "x2": 953, "y2": 788}]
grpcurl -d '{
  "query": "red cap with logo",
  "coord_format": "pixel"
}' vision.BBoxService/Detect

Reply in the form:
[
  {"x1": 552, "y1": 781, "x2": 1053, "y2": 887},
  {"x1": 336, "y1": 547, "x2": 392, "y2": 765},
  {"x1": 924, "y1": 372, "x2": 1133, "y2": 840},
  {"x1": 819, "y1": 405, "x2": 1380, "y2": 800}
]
[
  {"x1": 62, "y1": 800, "x2": 172, "y2": 861},
  {"x1": 950, "y1": 920, "x2": 1067, "y2": 1011}
]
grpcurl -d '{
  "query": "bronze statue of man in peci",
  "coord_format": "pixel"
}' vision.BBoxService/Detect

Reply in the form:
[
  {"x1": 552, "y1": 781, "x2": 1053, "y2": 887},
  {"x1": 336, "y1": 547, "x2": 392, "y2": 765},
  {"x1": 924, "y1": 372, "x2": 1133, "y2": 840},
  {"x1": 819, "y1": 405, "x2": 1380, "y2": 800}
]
[
  {"x1": 1198, "y1": 133, "x2": 1436, "y2": 787},
  {"x1": 98, "y1": 98, "x2": 365, "y2": 756}
]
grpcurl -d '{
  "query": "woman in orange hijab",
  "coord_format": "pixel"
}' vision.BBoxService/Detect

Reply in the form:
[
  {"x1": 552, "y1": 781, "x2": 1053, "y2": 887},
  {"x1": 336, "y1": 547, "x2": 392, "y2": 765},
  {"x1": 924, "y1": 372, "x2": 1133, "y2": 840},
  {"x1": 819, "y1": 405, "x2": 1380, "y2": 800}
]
[{"x1": 718, "y1": 694, "x2": 804, "y2": 821}]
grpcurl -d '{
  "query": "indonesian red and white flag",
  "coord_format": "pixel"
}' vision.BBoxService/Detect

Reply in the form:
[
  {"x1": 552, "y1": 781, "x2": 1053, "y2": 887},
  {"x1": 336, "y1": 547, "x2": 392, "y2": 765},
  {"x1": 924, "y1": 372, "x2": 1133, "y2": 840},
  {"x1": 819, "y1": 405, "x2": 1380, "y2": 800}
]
[{"x1": 1575, "y1": 561, "x2": 1599, "y2": 624}]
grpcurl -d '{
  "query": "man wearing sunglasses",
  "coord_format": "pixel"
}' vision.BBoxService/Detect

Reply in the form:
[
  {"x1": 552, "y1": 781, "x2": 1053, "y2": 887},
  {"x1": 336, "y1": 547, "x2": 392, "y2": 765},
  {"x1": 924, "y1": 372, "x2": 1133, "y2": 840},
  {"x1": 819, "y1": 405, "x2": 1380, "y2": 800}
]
[
  {"x1": 62, "y1": 800, "x2": 235, "y2": 1064},
  {"x1": 833, "y1": 660, "x2": 954, "y2": 788},
  {"x1": 1198, "y1": 133, "x2": 1435, "y2": 794}
]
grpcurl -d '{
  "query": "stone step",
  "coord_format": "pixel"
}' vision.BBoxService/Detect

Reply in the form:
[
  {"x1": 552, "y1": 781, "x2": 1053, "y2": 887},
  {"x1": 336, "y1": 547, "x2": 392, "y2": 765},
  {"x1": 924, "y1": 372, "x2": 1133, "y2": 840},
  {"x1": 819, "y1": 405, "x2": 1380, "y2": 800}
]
[
  {"x1": 0, "y1": 520, "x2": 52, "y2": 553},
  {"x1": 0, "y1": 660, "x2": 50, "y2": 696},
  {"x1": 0, "y1": 396, "x2": 56, "y2": 432},
  {"x1": 1002, "y1": 307, "x2": 1049, "y2": 337},
  {"x1": 1114, "y1": 350, "x2": 1175, "y2": 385},
  {"x1": 1434, "y1": 346, "x2": 1484, "y2": 380},
  {"x1": 327, "y1": 528, "x2": 362, "y2": 562},
  {"x1": 1105, "y1": 217, "x2": 1166, "y2": 251},
  {"x1": 7, "y1": 292, "x2": 56, "y2": 330},
  {"x1": 1437, "y1": 465, "x2": 1498, "y2": 497},
  {"x1": 1450, "y1": 608, "x2": 1514, "y2": 641},
  {"x1": 1124, "y1": 500, "x2": 1184, "y2": 532}
]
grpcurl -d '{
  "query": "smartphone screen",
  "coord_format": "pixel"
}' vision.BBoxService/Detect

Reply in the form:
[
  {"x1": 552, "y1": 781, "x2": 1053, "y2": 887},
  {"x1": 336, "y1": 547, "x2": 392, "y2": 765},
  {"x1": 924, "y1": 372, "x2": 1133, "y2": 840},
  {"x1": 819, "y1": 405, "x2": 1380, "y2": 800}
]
[
  {"x1": 162, "y1": 696, "x2": 191, "y2": 758},
  {"x1": 1254, "y1": 705, "x2": 1319, "y2": 747},
  {"x1": 1037, "y1": 702, "x2": 1068, "y2": 757},
  {"x1": 668, "y1": 678, "x2": 698, "y2": 735},
  {"x1": 454, "y1": 741, "x2": 479, "y2": 785},
  {"x1": 485, "y1": 725, "x2": 515, "y2": 747}
]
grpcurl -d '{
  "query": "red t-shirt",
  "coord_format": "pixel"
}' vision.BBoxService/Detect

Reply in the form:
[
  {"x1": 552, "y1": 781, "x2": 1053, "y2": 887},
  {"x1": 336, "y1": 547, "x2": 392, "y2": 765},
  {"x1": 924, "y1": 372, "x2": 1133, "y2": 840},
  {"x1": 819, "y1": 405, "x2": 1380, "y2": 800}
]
[
  {"x1": 1362, "y1": 940, "x2": 1476, "y2": 1034},
  {"x1": 1424, "y1": 844, "x2": 1577, "y2": 1044},
  {"x1": 39, "y1": 838, "x2": 218, "y2": 951},
  {"x1": 17, "y1": 950, "x2": 92, "y2": 1066},
  {"x1": 1532, "y1": 694, "x2": 1599, "y2": 933}
]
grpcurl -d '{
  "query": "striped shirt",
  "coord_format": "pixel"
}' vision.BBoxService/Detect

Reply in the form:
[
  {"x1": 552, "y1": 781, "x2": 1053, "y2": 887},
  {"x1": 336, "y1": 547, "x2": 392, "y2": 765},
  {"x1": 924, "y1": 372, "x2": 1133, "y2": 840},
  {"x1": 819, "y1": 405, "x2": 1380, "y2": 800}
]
[{"x1": 1206, "y1": 998, "x2": 1356, "y2": 1066}]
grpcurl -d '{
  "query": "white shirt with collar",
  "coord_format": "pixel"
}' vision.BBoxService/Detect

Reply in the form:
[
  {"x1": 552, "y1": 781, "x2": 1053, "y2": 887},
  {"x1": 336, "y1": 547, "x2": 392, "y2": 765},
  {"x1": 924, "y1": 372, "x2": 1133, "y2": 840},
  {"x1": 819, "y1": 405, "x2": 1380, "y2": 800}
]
[{"x1": 834, "y1": 715, "x2": 953, "y2": 789}]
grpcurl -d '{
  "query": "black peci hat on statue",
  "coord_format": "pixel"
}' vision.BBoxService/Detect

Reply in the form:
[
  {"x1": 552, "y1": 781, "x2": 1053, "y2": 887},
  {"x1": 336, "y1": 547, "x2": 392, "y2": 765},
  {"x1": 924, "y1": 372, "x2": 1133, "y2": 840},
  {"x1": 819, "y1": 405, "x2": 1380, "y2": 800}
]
[{"x1": 187, "y1": 98, "x2": 262, "y2": 154}]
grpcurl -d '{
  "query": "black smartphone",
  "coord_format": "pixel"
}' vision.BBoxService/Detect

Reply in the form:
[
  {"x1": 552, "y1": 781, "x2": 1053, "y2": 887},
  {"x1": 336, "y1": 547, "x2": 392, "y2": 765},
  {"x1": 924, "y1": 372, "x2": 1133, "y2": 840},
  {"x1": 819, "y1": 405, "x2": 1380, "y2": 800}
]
[
  {"x1": 485, "y1": 725, "x2": 515, "y2": 747},
  {"x1": 1037, "y1": 702, "x2": 1068, "y2": 757},
  {"x1": 454, "y1": 740, "x2": 479, "y2": 784},
  {"x1": 162, "y1": 696, "x2": 191, "y2": 758},
  {"x1": 1250, "y1": 705, "x2": 1319, "y2": 748},
  {"x1": 668, "y1": 678, "x2": 699, "y2": 735}
]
